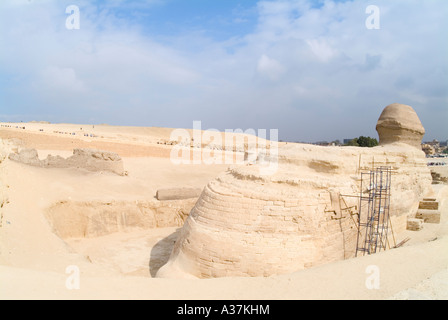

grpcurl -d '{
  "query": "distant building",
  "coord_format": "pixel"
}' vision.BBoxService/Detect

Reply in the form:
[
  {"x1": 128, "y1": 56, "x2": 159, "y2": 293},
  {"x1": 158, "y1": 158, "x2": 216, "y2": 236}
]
[
  {"x1": 343, "y1": 138, "x2": 354, "y2": 145},
  {"x1": 314, "y1": 141, "x2": 331, "y2": 146},
  {"x1": 424, "y1": 139, "x2": 440, "y2": 147},
  {"x1": 421, "y1": 139, "x2": 447, "y2": 155},
  {"x1": 421, "y1": 143, "x2": 436, "y2": 155}
]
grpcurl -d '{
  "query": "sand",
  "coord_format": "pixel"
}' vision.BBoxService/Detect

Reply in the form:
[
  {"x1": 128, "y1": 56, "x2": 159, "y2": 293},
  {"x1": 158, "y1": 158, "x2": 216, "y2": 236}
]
[{"x1": 0, "y1": 122, "x2": 447, "y2": 300}]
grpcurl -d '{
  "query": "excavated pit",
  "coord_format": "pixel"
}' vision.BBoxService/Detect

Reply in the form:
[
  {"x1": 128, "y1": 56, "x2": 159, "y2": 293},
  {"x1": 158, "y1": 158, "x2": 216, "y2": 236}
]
[
  {"x1": 45, "y1": 198, "x2": 195, "y2": 239},
  {"x1": 44, "y1": 198, "x2": 196, "y2": 277}
]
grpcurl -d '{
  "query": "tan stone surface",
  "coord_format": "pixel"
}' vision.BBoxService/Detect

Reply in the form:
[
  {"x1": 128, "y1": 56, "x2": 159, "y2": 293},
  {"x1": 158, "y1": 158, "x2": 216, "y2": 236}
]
[
  {"x1": 158, "y1": 104, "x2": 434, "y2": 279},
  {"x1": 156, "y1": 188, "x2": 202, "y2": 201},
  {"x1": 407, "y1": 218, "x2": 424, "y2": 231},
  {"x1": 9, "y1": 148, "x2": 126, "y2": 176},
  {"x1": 416, "y1": 209, "x2": 441, "y2": 224},
  {"x1": 419, "y1": 200, "x2": 439, "y2": 210},
  {"x1": 46, "y1": 199, "x2": 194, "y2": 239},
  {"x1": 376, "y1": 103, "x2": 425, "y2": 149},
  {"x1": 0, "y1": 109, "x2": 446, "y2": 300}
]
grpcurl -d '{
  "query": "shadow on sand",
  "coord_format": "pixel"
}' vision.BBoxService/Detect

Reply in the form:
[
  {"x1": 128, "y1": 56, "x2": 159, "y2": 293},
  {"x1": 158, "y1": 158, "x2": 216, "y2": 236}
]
[{"x1": 149, "y1": 228, "x2": 181, "y2": 277}]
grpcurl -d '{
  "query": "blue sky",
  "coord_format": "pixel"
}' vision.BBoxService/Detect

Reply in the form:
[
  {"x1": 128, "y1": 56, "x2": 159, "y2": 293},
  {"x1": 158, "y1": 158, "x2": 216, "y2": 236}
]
[{"x1": 0, "y1": 0, "x2": 447, "y2": 142}]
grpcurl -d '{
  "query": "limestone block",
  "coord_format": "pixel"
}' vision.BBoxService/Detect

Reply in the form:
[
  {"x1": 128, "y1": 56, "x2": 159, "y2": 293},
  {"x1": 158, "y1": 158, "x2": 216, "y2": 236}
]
[
  {"x1": 418, "y1": 200, "x2": 439, "y2": 210},
  {"x1": 156, "y1": 187, "x2": 202, "y2": 201},
  {"x1": 415, "y1": 209, "x2": 441, "y2": 224},
  {"x1": 407, "y1": 218, "x2": 424, "y2": 231}
]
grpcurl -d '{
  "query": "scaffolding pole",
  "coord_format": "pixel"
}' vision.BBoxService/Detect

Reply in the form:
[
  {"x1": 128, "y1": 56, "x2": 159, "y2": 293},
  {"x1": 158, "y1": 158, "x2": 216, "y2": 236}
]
[{"x1": 355, "y1": 166, "x2": 392, "y2": 257}]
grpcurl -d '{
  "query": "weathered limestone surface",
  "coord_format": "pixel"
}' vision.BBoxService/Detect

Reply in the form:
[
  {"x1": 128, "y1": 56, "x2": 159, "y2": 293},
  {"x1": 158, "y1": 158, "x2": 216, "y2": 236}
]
[
  {"x1": 415, "y1": 198, "x2": 441, "y2": 224},
  {"x1": 407, "y1": 218, "x2": 424, "y2": 231},
  {"x1": 419, "y1": 200, "x2": 439, "y2": 210},
  {"x1": 415, "y1": 209, "x2": 441, "y2": 224},
  {"x1": 157, "y1": 103, "x2": 433, "y2": 279},
  {"x1": 45, "y1": 199, "x2": 195, "y2": 239},
  {"x1": 8, "y1": 148, "x2": 41, "y2": 166},
  {"x1": 9, "y1": 148, "x2": 125, "y2": 175},
  {"x1": 156, "y1": 188, "x2": 202, "y2": 201},
  {"x1": 376, "y1": 103, "x2": 426, "y2": 149}
]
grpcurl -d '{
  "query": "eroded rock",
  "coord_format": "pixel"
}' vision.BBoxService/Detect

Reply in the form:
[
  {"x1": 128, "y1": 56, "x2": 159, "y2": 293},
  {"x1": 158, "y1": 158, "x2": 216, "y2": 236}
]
[
  {"x1": 8, "y1": 148, "x2": 125, "y2": 175},
  {"x1": 157, "y1": 103, "x2": 433, "y2": 279}
]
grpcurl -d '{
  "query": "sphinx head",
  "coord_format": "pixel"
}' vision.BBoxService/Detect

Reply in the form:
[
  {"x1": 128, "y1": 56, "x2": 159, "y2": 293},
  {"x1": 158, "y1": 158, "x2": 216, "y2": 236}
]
[{"x1": 376, "y1": 103, "x2": 425, "y2": 148}]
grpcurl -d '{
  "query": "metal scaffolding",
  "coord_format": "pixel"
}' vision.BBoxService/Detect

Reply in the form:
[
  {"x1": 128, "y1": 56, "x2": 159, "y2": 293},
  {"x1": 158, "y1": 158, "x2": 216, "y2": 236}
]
[{"x1": 355, "y1": 166, "x2": 393, "y2": 257}]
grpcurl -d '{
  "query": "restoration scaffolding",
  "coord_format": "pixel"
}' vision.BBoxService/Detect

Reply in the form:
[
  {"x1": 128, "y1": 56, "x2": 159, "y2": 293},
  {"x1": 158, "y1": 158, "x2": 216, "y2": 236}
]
[{"x1": 355, "y1": 166, "x2": 395, "y2": 256}]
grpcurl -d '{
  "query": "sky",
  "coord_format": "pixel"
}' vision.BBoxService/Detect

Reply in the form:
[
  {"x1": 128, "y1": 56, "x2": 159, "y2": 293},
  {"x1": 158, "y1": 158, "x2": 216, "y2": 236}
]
[{"x1": 0, "y1": 0, "x2": 447, "y2": 143}]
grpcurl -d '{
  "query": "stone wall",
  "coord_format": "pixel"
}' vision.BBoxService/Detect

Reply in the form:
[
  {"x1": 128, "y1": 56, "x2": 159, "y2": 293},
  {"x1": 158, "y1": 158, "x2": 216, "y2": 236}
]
[{"x1": 45, "y1": 198, "x2": 196, "y2": 239}]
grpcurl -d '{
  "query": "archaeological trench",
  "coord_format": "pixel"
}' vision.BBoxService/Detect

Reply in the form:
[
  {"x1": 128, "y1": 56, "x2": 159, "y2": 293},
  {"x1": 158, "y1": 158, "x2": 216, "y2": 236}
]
[{"x1": 0, "y1": 103, "x2": 437, "y2": 279}]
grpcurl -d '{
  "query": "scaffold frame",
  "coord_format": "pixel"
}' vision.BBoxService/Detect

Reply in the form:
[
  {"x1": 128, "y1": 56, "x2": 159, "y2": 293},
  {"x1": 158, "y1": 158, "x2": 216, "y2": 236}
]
[{"x1": 355, "y1": 166, "x2": 393, "y2": 257}]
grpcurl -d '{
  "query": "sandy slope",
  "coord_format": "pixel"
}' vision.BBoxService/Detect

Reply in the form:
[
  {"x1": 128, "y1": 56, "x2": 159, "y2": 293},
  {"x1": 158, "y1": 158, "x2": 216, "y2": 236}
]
[
  {"x1": 0, "y1": 123, "x2": 447, "y2": 300},
  {"x1": 1, "y1": 233, "x2": 447, "y2": 300}
]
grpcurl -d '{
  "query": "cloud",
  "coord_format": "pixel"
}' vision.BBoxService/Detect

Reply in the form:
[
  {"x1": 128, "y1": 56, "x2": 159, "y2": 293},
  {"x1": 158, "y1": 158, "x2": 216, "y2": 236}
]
[
  {"x1": 0, "y1": 0, "x2": 447, "y2": 141},
  {"x1": 257, "y1": 54, "x2": 285, "y2": 81},
  {"x1": 306, "y1": 38, "x2": 337, "y2": 62},
  {"x1": 360, "y1": 54, "x2": 382, "y2": 72},
  {"x1": 40, "y1": 66, "x2": 86, "y2": 92}
]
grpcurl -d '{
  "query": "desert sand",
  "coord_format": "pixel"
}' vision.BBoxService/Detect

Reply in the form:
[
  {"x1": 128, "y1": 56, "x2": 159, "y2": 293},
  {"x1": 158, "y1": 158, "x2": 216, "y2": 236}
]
[{"x1": 0, "y1": 119, "x2": 447, "y2": 300}]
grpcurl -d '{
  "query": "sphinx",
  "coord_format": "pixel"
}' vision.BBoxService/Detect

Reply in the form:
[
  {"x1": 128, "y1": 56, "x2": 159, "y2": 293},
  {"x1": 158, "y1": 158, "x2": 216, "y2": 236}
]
[{"x1": 157, "y1": 103, "x2": 433, "y2": 278}]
